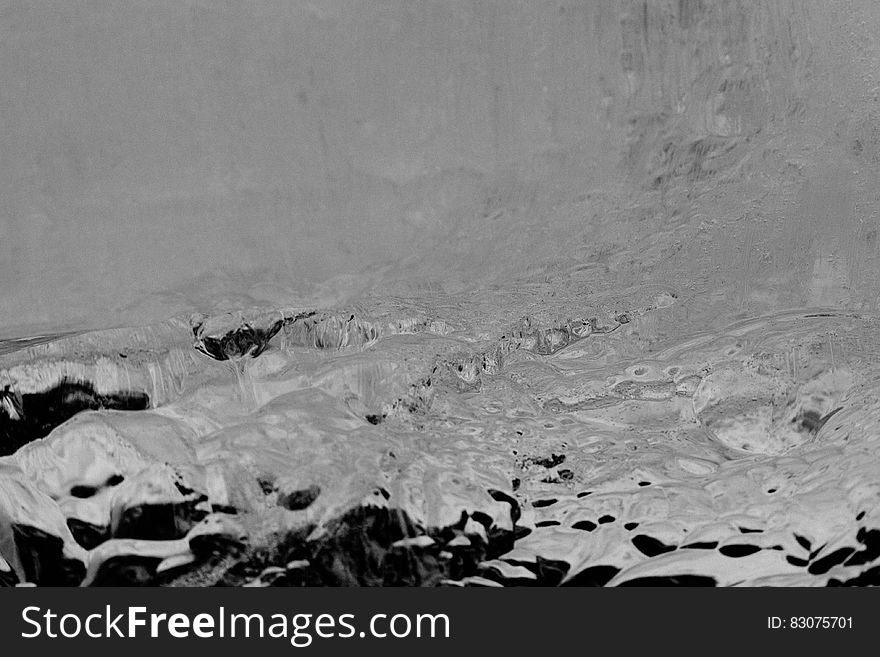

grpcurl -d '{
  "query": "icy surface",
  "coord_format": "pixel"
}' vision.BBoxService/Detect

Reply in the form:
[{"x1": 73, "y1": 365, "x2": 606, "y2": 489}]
[
  {"x1": 1, "y1": 297, "x2": 878, "y2": 586},
  {"x1": 2, "y1": 1, "x2": 880, "y2": 585}
]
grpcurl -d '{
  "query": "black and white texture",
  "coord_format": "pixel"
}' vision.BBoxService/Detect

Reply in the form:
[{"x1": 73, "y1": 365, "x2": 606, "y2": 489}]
[{"x1": 1, "y1": 2, "x2": 879, "y2": 586}]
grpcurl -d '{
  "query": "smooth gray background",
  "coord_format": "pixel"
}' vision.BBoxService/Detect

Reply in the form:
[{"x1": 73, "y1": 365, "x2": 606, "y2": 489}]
[{"x1": 2, "y1": 1, "x2": 879, "y2": 336}]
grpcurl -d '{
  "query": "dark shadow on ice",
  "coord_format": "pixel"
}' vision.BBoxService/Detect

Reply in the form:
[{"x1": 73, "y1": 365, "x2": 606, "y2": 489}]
[
  {"x1": 0, "y1": 379, "x2": 150, "y2": 456},
  {"x1": 218, "y1": 504, "x2": 516, "y2": 588}
]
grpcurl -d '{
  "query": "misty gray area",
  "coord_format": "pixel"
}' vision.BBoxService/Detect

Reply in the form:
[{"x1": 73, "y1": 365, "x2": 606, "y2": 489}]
[{"x1": 3, "y1": 0, "x2": 878, "y2": 336}]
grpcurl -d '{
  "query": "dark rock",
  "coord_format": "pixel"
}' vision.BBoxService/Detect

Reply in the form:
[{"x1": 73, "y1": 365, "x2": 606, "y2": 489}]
[
  {"x1": 527, "y1": 453, "x2": 566, "y2": 468},
  {"x1": 572, "y1": 520, "x2": 597, "y2": 532},
  {"x1": 469, "y1": 511, "x2": 495, "y2": 528},
  {"x1": 0, "y1": 379, "x2": 149, "y2": 456},
  {"x1": 632, "y1": 534, "x2": 677, "y2": 557},
  {"x1": 487, "y1": 488, "x2": 521, "y2": 523},
  {"x1": 534, "y1": 556, "x2": 569, "y2": 586},
  {"x1": 217, "y1": 503, "x2": 520, "y2": 587},
  {"x1": 563, "y1": 565, "x2": 620, "y2": 587},
  {"x1": 191, "y1": 314, "x2": 284, "y2": 361},
  {"x1": 308, "y1": 506, "x2": 438, "y2": 586},
  {"x1": 70, "y1": 484, "x2": 100, "y2": 498},
  {"x1": 843, "y1": 527, "x2": 880, "y2": 567},
  {"x1": 618, "y1": 575, "x2": 716, "y2": 586},
  {"x1": 513, "y1": 526, "x2": 532, "y2": 540},
  {"x1": 12, "y1": 524, "x2": 86, "y2": 586},
  {"x1": 257, "y1": 477, "x2": 277, "y2": 495},
  {"x1": 0, "y1": 566, "x2": 19, "y2": 587},
  {"x1": 808, "y1": 547, "x2": 857, "y2": 575},
  {"x1": 114, "y1": 501, "x2": 207, "y2": 541},
  {"x1": 90, "y1": 556, "x2": 162, "y2": 586},
  {"x1": 278, "y1": 485, "x2": 322, "y2": 511},
  {"x1": 794, "y1": 534, "x2": 812, "y2": 550},
  {"x1": 211, "y1": 504, "x2": 239, "y2": 515},
  {"x1": 827, "y1": 564, "x2": 880, "y2": 586},
  {"x1": 67, "y1": 518, "x2": 109, "y2": 550},
  {"x1": 189, "y1": 532, "x2": 246, "y2": 562},
  {"x1": 719, "y1": 544, "x2": 763, "y2": 558}
]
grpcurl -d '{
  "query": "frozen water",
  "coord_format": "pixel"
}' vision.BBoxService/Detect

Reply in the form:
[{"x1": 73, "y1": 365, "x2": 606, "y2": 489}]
[
  {"x1": 2, "y1": 1, "x2": 880, "y2": 585},
  {"x1": 2, "y1": 298, "x2": 879, "y2": 586}
]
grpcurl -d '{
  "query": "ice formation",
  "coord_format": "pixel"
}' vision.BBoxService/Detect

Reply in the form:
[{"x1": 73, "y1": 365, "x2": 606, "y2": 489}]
[
  {"x1": 2, "y1": 1, "x2": 880, "y2": 586},
  {"x1": 1, "y1": 295, "x2": 877, "y2": 586}
]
